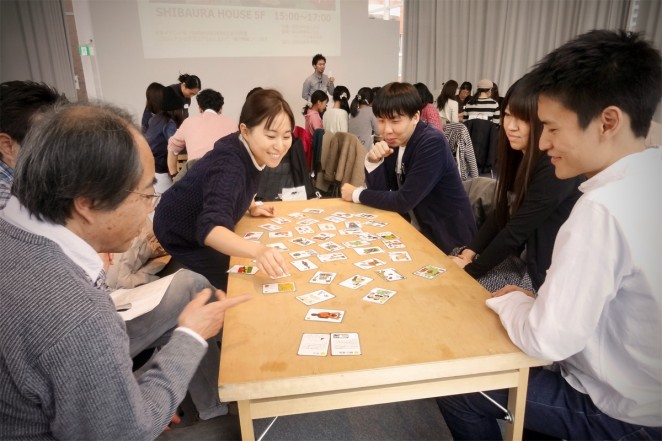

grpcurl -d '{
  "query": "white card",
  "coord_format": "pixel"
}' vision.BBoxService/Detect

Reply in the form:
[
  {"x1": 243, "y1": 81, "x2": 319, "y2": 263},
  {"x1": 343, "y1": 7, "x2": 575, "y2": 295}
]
[
  {"x1": 357, "y1": 232, "x2": 380, "y2": 241},
  {"x1": 354, "y1": 257, "x2": 387, "y2": 269},
  {"x1": 388, "y1": 251, "x2": 412, "y2": 262},
  {"x1": 383, "y1": 239, "x2": 405, "y2": 249},
  {"x1": 375, "y1": 267, "x2": 406, "y2": 281},
  {"x1": 362, "y1": 288, "x2": 397, "y2": 304},
  {"x1": 323, "y1": 216, "x2": 345, "y2": 223},
  {"x1": 331, "y1": 332, "x2": 361, "y2": 355},
  {"x1": 296, "y1": 289, "x2": 335, "y2": 306},
  {"x1": 344, "y1": 220, "x2": 362, "y2": 229},
  {"x1": 271, "y1": 217, "x2": 292, "y2": 224},
  {"x1": 295, "y1": 225, "x2": 315, "y2": 235},
  {"x1": 291, "y1": 258, "x2": 318, "y2": 271},
  {"x1": 318, "y1": 223, "x2": 337, "y2": 231},
  {"x1": 266, "y1": 242, "x2": 289, "y2": 251},
  {"x1": 243, "y1": 231, "x2": 263, "y2": 241},
  {"x1": 309, "y1": 271, "x2": 337, "y2": 284},
  {"x1": 262, "y1": 282, "x2": 296, "y2": 294},
  {"x1": 305, "y1": 308, "x2": 344, "y2": 322},
  {"x1": 354, "y1": 246, "x2": 385, "y2": 255},
  {"x1": 297, "y1": 218, "x2": 319, "y2": 225},
  {"x1": 339, "y1": 228, "x2": 363, "y2": 235},
  {"x1": 377, "y1": 231, "x2": 399, "y2": 240},
  {"x1": 343, "y1": 239, "x2": 371, "y2": 248},
  {"x1": 317, "y1": 252, "x2": 347, "y2": 262},
  {"x1": 289, "y1": 249, "x2": 318, "y2": 259},
  {"x1": 331, "y1": 211, "x2": 353, "y2": 219},
  {"x1": 297, "y1": 333, "x2": 330, "y2": 356},
  {"x1": 269, "y1": 231, "x2": 293, "y2": 238},
  {"x1": 259, "y1": 223, "x2": 281, "y2": 231},
  {"x1": 413, "y1": 265, "x2": 447, "y2": 279},
  {"x1": 302, "y1": 208, "x2": 324, "y2": 214},
  {"x1": 290, "y1": 237, "x2": 316, "y2": 247},
  {"x1": 318, "y1": 241, "x2": 345, "y2": 252},
  {"x1": 227, "y1": 264, "x2": 259, "y2": 275},
  {"x1": 312, "y1": 232, "x2": 336, "y2": 241},
  {"x1": 339, "y1": 275, "x2": 373, "y2": 290},
  {"x1": 354, "y1": 213, "x2": 377, "y2": 220},
  {"x1": 288, "y1": 212, "x2": 307, "y2": 219},
  {"x1": 365, "y1": 220, "x2": 388, "y2": 228}
]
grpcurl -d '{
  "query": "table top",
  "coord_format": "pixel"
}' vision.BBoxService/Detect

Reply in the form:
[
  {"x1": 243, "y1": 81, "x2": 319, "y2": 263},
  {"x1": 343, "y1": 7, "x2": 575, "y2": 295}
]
[{"x1": 219, "y1": 199, "x2": 546, "y2": 401}]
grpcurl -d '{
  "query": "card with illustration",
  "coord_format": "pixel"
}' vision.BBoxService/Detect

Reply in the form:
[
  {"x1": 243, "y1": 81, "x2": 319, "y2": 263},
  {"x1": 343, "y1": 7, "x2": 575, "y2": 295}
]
[
  {"x1": 365, "y1": 220, "x2": 388, "y2": 228},
  {"x1": 289, "y1": 249, "x2": 318, "y2": 259},
  {"x1": 344, "y1": 220, "x2": 362, "y2": 229},
  {"x1": 291, "y1": 258, "x2": 318, "y2": 272},
  {"x1": 331, "y1": 211, "x2": 353, "y2": 219},
  {"x1": 309, "y1": 271, "x2": 337, "y2": 284},
  {"x1": 317, "y1": 252, "x2": 347, "y2": 262},
  {"x1": 375, "y1": 267, "x2": 406, "y2": 282},
  {"x1": 227, "y1": 264, "x2": 259, "y2": 275},
  {"x1": 243, "y1": 231, "x2": 263, "y2": 241},
  {"x1": 266, "y1": 242, "x2": 289, "y2": 252},
  {"x1": 331, "y1": 332, "x2": 361, "y2": 355},
  {"x1": 302, "y1": 208, "x2": 324, "y2": 214},
  {"x1": 413, "y1": 265, "x2": 447, "y2": 279},
  {"x1": 362, "y1": 288, "x2": 397, "y2": 304},
  {"x1": 318, "y1": 241, "x2": 345, "y2": 252},
  {"x1": 354, "y1": 212, "x2": 378, "y2": 220},
  {"x1": 297, "y1": 333, "x2": 330, "y2": 356},
  {"x1": 343, "y1": 239, "x2": 371, "y2": 248},
  {"x1": 354, "y1": 246, "x2": 385, "y2": 256},
  {"x1": 323, "y1": 215, "x2": 345, "y2": 223},
  {"x1": 312, "y1": 232, "x2": 336, "y2": 241},
  {"x1": 290, "y1": 237, "x2": 316, "y2": 247},
  {"x1": 288, "y1": 212, "x2": 307, "y2": 219},
  {"x1": 269, "y1": 231, "x2": 293, "y2": 238},
  {"x1": 259, "y1": 223, "x2": 281, "y2": 231},
  {"x1": 317, "y1": 223, "x2": 337, "y2": 231},
  {"x1": 388, "y1": 251, "x2": 412, "y2": 262},
  {"x1": 383, "y1": 239, "x2": 405, "y2": 249},
  {"x1": 339, "y1": 275, "x2": 373, "y2": 290},
  {"x1": 305, "y1": 308, "x2": 344, "y2": 323},
  {"x1": 339, "y1": 228, "x2": 363, "y2": 236},
  {"x1": 297, "y1": 218, "x2": 319, "y2": 225},
  {"x1": 354, "y1": 258, "x2": 387, "y2": 270},
  {"x1": 271, "y1": 217, "x2": 292, "y2": 224},
  {"x1": 295, "y1": 225, "x2": 315, "y2": 235},
  {"x1": 377, "y1": 231, "x2": 399, "y2": 241},
  {"x1": 357, "y1": 232, "x2": 380, "y2": 241},
  {"x1": 296, "y1": 289, "x2": 335, "y2": 306},
  {"x1": 262, "y1": 282, "x2": 296, "y2": 294}
]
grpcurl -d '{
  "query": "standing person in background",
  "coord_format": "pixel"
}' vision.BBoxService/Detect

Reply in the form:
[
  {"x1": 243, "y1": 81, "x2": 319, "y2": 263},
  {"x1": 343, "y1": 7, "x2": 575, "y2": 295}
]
[
  {"x1": 452, "y1": 77, "x2": 583, "y2": 292},
  {"x1": 348, "y1": 87, "x2": 379, "y2": 150},
  {"x1": 301, "y1": 54, "x2": 335, "y2": 101},
  {"x1": 414, "y1": 83, "x2": 443, "y2": 132},
  {"x1": 145, "y1": 87, "x2": 185, "y2": 193},
  {"x1": 169, "y1": 73, "x2": 201, "y2": 118},
  {"x1": 141, "y1": 82, "x2": 165, "y2": 133},
  {"x1": 323, "y1": 85, "x2": 350, "y2": 133},
  {"x1": 456, "y1": 81, "x2": 472, "y2": 120},
  {"x1": 436, "y1": 80, "x2": 459, "y2": 128},
  {"x1": 303, "y1": 90, "x2": 328, "y2": 137},
  {"x1": 464, "y1": 79, "x2": 500, "y2": 125}
]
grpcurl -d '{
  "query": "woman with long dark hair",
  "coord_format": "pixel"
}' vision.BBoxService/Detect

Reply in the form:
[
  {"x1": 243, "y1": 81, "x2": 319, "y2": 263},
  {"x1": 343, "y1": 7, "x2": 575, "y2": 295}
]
[
  {"x1": 436, "y1": 80, "x2": 459, "y2": 127},
  {"x1": 452, "y1": 77, "x2": 584, "y2": 292},
  {"x1": 348, "y1": 86, "x2": 379, "y2": 149}
]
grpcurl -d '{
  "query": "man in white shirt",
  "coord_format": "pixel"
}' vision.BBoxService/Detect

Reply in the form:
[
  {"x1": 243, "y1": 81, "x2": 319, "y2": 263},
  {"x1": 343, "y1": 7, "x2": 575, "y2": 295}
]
[{"x1": 437, "y1": 30, "x2": 661, "y2": 440}]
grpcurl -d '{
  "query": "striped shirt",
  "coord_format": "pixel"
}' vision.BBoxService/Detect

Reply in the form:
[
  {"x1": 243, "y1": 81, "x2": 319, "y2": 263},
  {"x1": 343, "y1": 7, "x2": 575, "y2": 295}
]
[{"x1": 463, "y1": 98, "x2": 500, "y2": 125}]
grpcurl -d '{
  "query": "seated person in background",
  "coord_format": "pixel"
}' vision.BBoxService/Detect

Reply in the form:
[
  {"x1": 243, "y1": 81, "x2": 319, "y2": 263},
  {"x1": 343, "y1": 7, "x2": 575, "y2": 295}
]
[
  {"x1": 141, "y1": 82, "x2": 165, "y2": 134},
  {"x1": 436, "y1": 80, "x2": 460, "y2": 127},
  {"x1": 341, "y1": 82, "x2": 476, "y2": 253},
  {"x1": 323, "y1": 85, "x2": 351, "y2": 133},
  {"x1": 167, "y1": 88, "x2": 237, "y2": 178},
  {"x1": 452, "y1": 77, "x2": 583, "y2": 293},
  {"x1": 438, "y1": 29, "x2": 662, "y2": 440},
  {"x1": 301, "y1": 53, "x2": 335, "y2": 101},
  {"x1": 0, "y1": 80, "x2": 65, "y2": 209},
  {"x1": 414, "y1": 82, "x2": 443, "y2": 131},
  {"x1": 456, "y1": 81, "x2": 472, "y2": 120},
  {"x1": 154, "y1": 89, "x2": 292, "y2": 290},
  {"x1": 0, "y1": 102, "x2": 250, "y2": 440},
  {"x1": 463, "y1": 79, "x2": 500, "y2": 124},
  {"x1": 303, "y1": 90, "x2": 328, "y2": 137},
  {"x1": 348, "y1": 86, "x2": 380, "y2": 150}
]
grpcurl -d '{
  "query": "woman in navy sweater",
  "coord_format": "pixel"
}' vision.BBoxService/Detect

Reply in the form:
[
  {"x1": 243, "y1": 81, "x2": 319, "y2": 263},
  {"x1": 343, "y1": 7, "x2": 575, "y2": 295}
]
[
  {"x1": 452, "y1": 77, "x2": 584, "y2": 292},
  {"x1": 154, "y1": 89, "x2": 292, "y2": 289}
]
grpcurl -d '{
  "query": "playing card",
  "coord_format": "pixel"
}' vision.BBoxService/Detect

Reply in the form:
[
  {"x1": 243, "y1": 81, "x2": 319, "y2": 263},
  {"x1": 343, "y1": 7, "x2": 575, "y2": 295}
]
[
  {"x1": 317, "y1": 223, "x2": 337, "y2": 231},
  {"x1": 269, "y1": 231, "x2": 292, "y2": 238},
  {"x1": 375, "y1": 268, "x2": 406, "y2": 281},
  {"x1": 362, "y1": 288, "x2": 397, "y2": 304},
  {"x1": 243, "y1": 231, "x2": 263, "y2": 241},
  {"x1": 266, "y1": 242, "x2": 289, "y2": 251},
  {"x1": 291, "y1": 258, "x2": 318, "y2": 271},
  {"x1": 331, "y1": 332, "x2": 361, "y2": 355},
  {"x1": 388, "y1": 251, "x2": 412, "y2": 262},
  {"x1": 365, "y1": 220, "x2": 388, "y2": 228},
  {"x1": 318, "y1": 241, "x2": 345, "y2": 252},
  {"x1": 383, "y1": 239, "x2": 405, "y2": 249},
  {"x1": 296, "y1": 289, "x2": 335, "y2": 306},
  {"x1": 354, "y1": 213, "x2": 377, "y2": 220},
  {"x1": 354, "y1": 258, "x2": 387, "y2": 270},
  {"x1": 413, "y1": 265, "x2": 447, "y2": 279},
  {"x1": 330, "y1": 212, "x2": 353, "y2": 219},
  {"x1": 227, "y1": 264, "x2": 259, "y2": 274},
  {"x1": 297, "y1": 333, "x2": 330, "y2": 356},
  {"x1": 354, "y1": 246, "x2": 385, "y2": 255},
  {"x1": 289, "y1": 249, "x2": 318, "y2": 259},
  {"x1": 377, "y1": 231, "x2": 399, "y2": 241},
  {"x1": 271, "y1": 217, "x2": 292, "y2": 224},
  {"x1": 262, "y1": 282, "x2": 296, "y2": 294},
  {"x1": 305, "y1": 308, "x2": 344, "y2": 322},
  {"x1": 297, "y1": 218, "x2": 319, "y2": 225},
  {"x1": 357, "y1": 232, "x2": 380, "y2": 241},
  {"x1": 295, "y1": 225, "x2": 315, "y2": 234},
  {"x1": 343, "y1": 239, "x2": 371, "y2": 248},
  {"x1": 288, "y1": 212, "x2": 307, "y2": 219},
  {"x1": 339, "y1": 275, "x2": 373, "y2": 290},
  {"x1": 309, "y1": 271, "x2": 337, "y2": 284},
  {"x1": 339, "y1": 228, "x2": 363, "y2": 235},
  {"x1": 344, "y1": 220, "x2": 362, "y2": 229},
  {"x1": 312, "y1": 232, "x2": 336, "y2": 241},
  {"x1": 290, "y1": 237, "x2": 316, "y2": 247},
  {"x1": 323, "y1": 216, "x2": 345, "y2": 223},
  {"x1": 302, "y1": 208, "x2": 324, "y2": 214},
  {"x1": 317, "y1": 252, "x2": 347, "y2": 262}
]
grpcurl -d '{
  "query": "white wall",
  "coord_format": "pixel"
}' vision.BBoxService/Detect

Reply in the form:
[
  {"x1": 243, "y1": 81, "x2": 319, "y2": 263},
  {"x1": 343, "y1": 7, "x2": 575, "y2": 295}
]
[{"x1": 74, "y1": 0, "x2": 400, "y2": 127}]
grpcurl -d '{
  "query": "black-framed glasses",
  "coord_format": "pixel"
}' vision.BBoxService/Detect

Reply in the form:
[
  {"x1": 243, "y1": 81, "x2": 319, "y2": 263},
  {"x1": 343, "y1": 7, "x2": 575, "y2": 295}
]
[{"x1": 126, "y1": 189, "x2": 161, "y2": 207}]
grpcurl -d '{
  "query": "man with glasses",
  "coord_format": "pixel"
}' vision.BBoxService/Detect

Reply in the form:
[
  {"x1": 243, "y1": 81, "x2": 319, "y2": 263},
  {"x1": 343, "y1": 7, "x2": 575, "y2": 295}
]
[{"x1": 0, "y1": 102, "x2": 250, "y2": 439}]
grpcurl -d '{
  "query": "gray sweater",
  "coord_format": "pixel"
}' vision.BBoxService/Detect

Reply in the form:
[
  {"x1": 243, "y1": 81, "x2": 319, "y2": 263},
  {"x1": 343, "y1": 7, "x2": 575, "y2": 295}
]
[{"x1": 0, "y1": 219, "x2": 206, "y2": 440}]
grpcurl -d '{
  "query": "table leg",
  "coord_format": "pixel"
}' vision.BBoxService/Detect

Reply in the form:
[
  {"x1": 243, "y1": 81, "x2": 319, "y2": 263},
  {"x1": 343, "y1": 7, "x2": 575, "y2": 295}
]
[
  {"x1": 504, "y1": 367, "x2": 530, "y2": 441},
  {"x1": 237, "y1": 400, "x2": 255, "y2": 441}
]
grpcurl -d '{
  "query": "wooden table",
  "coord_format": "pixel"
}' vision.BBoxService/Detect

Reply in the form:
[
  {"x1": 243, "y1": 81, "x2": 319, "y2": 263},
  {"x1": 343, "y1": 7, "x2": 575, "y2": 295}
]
[{"x1": 219, "y1": 199, "x2": 547, "y2": 440}]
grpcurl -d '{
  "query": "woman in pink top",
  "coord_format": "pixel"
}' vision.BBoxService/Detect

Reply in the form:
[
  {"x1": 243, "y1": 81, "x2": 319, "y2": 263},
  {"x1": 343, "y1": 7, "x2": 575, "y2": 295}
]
[
  {"x1": 414, "y1": 82, "x2": 443, "y2": 132},
  {"x1": 303, "y1": 90, "x2": 328, "y2": 137}
]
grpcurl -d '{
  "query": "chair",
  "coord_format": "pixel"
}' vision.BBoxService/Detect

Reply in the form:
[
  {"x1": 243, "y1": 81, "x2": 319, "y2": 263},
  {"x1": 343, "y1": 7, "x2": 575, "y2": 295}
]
[
  {"x1": 314, "y1": 132, "x2": 366, "y2": 198},
  {"x1": 463, "y1": 119, "x2": 499, "y2": 177},
  {"x1": 255, "y1": 137, "x2": 316, "y2": 201}
]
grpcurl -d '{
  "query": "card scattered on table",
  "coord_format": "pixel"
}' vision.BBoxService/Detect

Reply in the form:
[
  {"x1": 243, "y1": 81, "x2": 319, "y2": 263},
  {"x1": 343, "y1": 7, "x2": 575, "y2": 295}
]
[
  {"x1": 365, "y1": 220, "x2": 388, "y2": 228},
  {"x1": 375, "y1": 267, "x2": 406, "y2": 281},
  {"x1": 331, "y1": 332, "x2": 361, "y2": 355},
  {"x1": 323, "y1": 215, "x2": 345, "y2": 223},
  {"x1": 388, "y1": 251, "x2": 412, "y2": 262},
  {"x1": 377, "y1": 231, "x2": 399, "y2": 240},
  {"x1": 343, "y1": 239, "x2": 371, "y2": 248},
  {"x1": 317, "y1": 223, "x2": 336, "y2": 231},
  {"x1": 318, "y1": 241, "x2": 344, "y2": 252},
  {"x1": 302, "y1": 208, "x2": 324, "y2": 214},
  {"x1": 290, "y1": 237, "x2": 316, "y2": 247},
  {"x1": 297, "y1": 333, "x2": 330, "y2": 356},
  {"x1": 354, "y1": 246, "x2": 385, "y2": 255},
  {"x1": 291, "y1": 258, "x2": 318, "y2": 271},
  {"x1": 289, "y1": 249, "x2": 317, "y2": 259},
  {"x1": 354, "y1": 213, "x2": 377, "y2": 220},
  {"x1": 363, "y1": 287, "x2": 397, "y2": 304},
  {"x1": 243, "y1": 231, "x2": 263, "y2": 241},
  {"x1": 305, "y1": 308, "x2": 344, "y2": 322},
  {"x1": 259, "y1": 223, "x2": 281, "y2": 231},
  {"x1": 271, "y1": 217, "x2": 292, "y2": 224},
  {"x1": 227, "y1": 264, "x2": 259, "y2": 274},
  {"x1": 354, "y1": 257, "x2": 387, "y2": 269},
  {"x1": 312, "y1": 232, "x2": 336, "y2": 241},
  {"x1": 383, "y1": 239, "x2": 405, "y2": 249},
  {"x1": 297, "y1": 218, "x2": 319, "y2": 225},
  {"x1": 317, "y1": 252, "x2": 347, "y2": 262},
  {"x1": 309, "y1": 271, "x2": 337, "y2": 284},
  {"x1": 413, "y1": 265, "x2": 447, "y2": 279},
  {"x1": 295, "y1": 225, "x2": 315, "y2": 235},
  {"x1": 266, "y1": 242, "x2": 289, "y2": 251},
  {"x1": 262, "y1": 282, "x2": 296, "y2": 294},
  {"x1": 288, "y1": 212, "x2": 307, "y2": 219},
  {"x1": 269, "y1": 231, "x2": 292, "y2": 238},
  {"x1": 339, "y1": 275, "x2": 373, "y2": 290},
  {"x1": 296, "y1": 289, "x2": 335, "y2": 306}
]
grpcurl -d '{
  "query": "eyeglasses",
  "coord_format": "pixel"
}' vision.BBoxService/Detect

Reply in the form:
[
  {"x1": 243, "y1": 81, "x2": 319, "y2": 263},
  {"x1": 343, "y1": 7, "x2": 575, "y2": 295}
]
[{"x1": 126, "y1": 189, "x2": 161, "y2": 208}]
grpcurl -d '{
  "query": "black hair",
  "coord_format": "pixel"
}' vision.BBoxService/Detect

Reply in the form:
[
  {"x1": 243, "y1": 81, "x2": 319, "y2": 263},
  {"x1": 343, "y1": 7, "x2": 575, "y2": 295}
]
[
  {"x1": 246, "y1": 87, "x2": 263, "y2": 99},
  {"x1": 528, "y1": 29, "x2": 661, "y2": 138},
  {"x1": 160, "y1": 87, "x2": 186, "y2": 128},
  {"x1": 302, "y1": 90, "x2": 328, "y2": 116},
  {"x1": 436, "y1": 80, "x2": 458, "y2": 111},
  {"x1": 144, "y1": 82, "x2": 165, "y2": 115},
  {"x1": 466, "y1": 87, "x2": 493, "y2": 106},
  {"x1": 372, "y1": 82, "x2": 422, "y2": 119},
  {"x1": 413, "y1": 83, "x2": 434, "y2": 109},
  {"x1": 312, "y1": 54, "x2": 326, "y2": 66},
  {"x1": 241, "y1": 88, "x2": 295, "y2": 133},
  {"x1": 178, "y1": 73, "x2": 201, "y2": 90},
  {"x1": 12, "y1": 103, "x2": 143, "y2": 225},
  {"x1": 459, "y1": 82, "x2": 472, "y2": 92},
  {"x1": 350, "y1": 87, "x2": 374, "y2": 118},
  {"x1": 196, "y1": 89, "x2": 224, "y2": 112},
  {"x1": 332, "y1": 85, "x2": 351, "y2": 114},
  {"x1": 494, "y1": 76, "x2": 544, "y2": 227},
  {"x1": 0, "y1": 80, "x2": 65, "y2": 145},
  {"x1": 491, "y1": 83, "x2": 500, "y2": 101}
]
